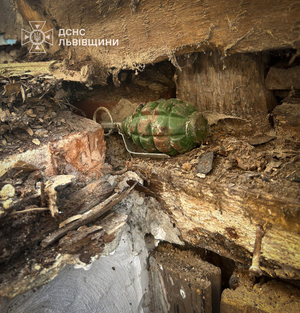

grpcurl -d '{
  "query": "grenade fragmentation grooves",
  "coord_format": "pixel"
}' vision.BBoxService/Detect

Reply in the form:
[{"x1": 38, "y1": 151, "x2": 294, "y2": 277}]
[{"x1": 121, "y1": 98, "x2": 208, "y2": 155}]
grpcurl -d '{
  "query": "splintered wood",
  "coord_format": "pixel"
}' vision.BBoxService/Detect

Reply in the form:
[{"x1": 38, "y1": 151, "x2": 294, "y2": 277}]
[
  {"x1": 0, "y1": 61, "x2": 97, "y2": 86},
  {"x1": 41, "y1": 183, "x2": 136, "y2": 248},
  {"x1": 0, "y1": 176, "x2": 114, "y2": 262},
  {"x1": 0, "y1": 87, "x2": 128, "y2": 298},
  {"x1": 8, "y1": 0, "x2": 300, "y2": 71},
  {"x1": 0, "y1": 170, "x2": 133, "y2": 298},
  {"x1": 0, "y1": 99, "x2": 106, "y2": 178},
  {"x1": 132, "y1": 129, "x2": 300, "y2": 282},
  {"x1": 150, "y1": 244, "x2": 221, "y2": 313}
]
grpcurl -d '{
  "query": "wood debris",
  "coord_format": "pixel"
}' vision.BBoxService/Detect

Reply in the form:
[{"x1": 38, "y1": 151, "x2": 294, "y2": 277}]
[
  {"x1": 44, "y1": 175, "x2": 74, "y2": 217},
  {"x1": 41, "y1": 182, "x2": 136, "y2": 248},
  {"x1": 0, "y1": 60, "x2": 98, "y2": 88},
  {"x1": 249, "y1": 225, "x2": 264, "y2": 277}
]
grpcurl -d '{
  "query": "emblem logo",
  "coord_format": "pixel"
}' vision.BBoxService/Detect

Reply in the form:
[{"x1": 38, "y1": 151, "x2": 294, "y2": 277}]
[{"x1": 21, "y1": 21, "x2": 53, "y2": 53}]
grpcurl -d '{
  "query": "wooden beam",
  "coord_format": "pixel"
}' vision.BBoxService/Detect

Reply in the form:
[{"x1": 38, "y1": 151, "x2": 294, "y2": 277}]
[
  {"x1": 0, "y1": 61, "x2": 97, "y2": 85},
  {"x1": 0, "y1": 61, "x2": 54, "y2": 77},
  {"x1": 150, "y1": 244, "x2": 221, "y2": 313},
  {"x1": 176, "y1": 52, "x2": 277, "y2": 127},
  {"x1": 13, "y1": 0, "x2": 300, "y2": 69},
  {"x1": 266, "y1": 63, "x2": 300, "y2": 90},
  {"x1": 41, "y1": 184, "x2": 136, "y2": 248},
  {"x1": 135, "y1": 163, "x2": 300, "y2": 281},
  {"x1": 273, "y1": 98, "x2": 300, "y2": 141}
]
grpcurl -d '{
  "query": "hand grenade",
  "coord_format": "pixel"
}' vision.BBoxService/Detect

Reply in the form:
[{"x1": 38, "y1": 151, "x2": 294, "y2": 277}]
[{"x1": 121, "y1": 98, "x2": 208, "y2": 155}]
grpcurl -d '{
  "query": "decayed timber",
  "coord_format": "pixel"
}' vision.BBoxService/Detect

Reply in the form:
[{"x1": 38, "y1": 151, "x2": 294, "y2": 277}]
[
  {"x1": 176, "y1": 51, "x2": 277, "y2": 128},
  {"x1": 41, "y1": 183, "x2": 136, "y2": 248},
  {"x1": 0, "y1": 212, "x2": 128, "y2": 299},
  {"x1": 273, "y1": 98, "x2": 300, "y2": 141},
  {"x1": 150, "y1": 245, "x2": 221, "y2": 313},
  {"x1": 8, "y1": 0, "x2": 300, "y2": 70},
  {"x1": 0, "y1": 61, "x2": 54, "y2": 77},
  {"x1": 1, "y1": 109, "x2": 106, "y2": 179},
  {"x1": 0, "y1": 178, "x2": 113, "y2": 264},
  {"x1": 221, "y1": 280, "x2": 300, "y2": 313},
  {"x1": 0, "y1": 61, "x2": 97, "y2": 85},
  {"x1": 265, "y1": 62, "x2": 300, "y2": 90},
  {"x1": 135, "y1": 162, "x2": 300, "y2": 281}
]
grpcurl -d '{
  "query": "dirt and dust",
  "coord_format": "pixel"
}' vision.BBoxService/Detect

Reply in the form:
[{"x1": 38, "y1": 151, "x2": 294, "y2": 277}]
[
  {"x1": 88, "y1": 90, "x2": 299, "y2": 201},
  {"x1": 222, "y1": 278, "x2": 300, "y2": 312},
  {"x1": 72, "y1": 61, "x2": 176, "y2": 120},
  {"x1": 104, "y1": 132, "x2": 300, "y2": 200},
  {"x1": 153, "y1": 243, "x2": 219, "y2": 282},
  {"x1": 0, "y1": 92, "x2": 81, "y2": 160},
  {"x1": 0, "y1": 85, "x2": 121, "y2": 298},
  {"x1": 0, "y1": 48, "x2": 299, "y2": 305}
]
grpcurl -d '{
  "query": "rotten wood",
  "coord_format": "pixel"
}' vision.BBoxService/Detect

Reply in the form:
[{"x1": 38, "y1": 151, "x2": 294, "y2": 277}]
[
  {"x1": 58, "y1": 225, "x2": 104, "y2": 248},
  {"x1": 57, "y1": 225, "x2": 105, "y2": 259},
  {"x1": 273, "y1": 98, "x2": 300, "y2": 141},
  {"x1": 0, "y1": 178, "x2": 113, "y2": 264},
  {"x1": 150, "y1": 244, "x2": 221, "y2": 313},
  {"x1": 126, "y1": 179, "x2": 156, "y2": 198},
  {"x1": 221, "y1": 279, "x2": 300, "y2": 312},
  {"x1": 0, "y1": 212, "x2": 128, "y2": 299},
  {"x1": 0, "y1": 61, "x2": 95, "y2": 85},
  {"x1": 266, "y1": 62, "x2": 300, "y2": 90},
  {"x1": 41, "y1": 183, "x2": 136, "y2": 248},
  {"x1": 249, "y1": 225, "x2": 264, "y2": 277},
  {"x1": 1, "y1": 99, "x2": 106, "y2": 178},
  {"x1": 10, "y1": 207, "x2": 49, "y2": 215},
  {"x1": 0, "y1": 61, "x2": 54, "y2": 78},
  {"x1": 176, "y1": 51, "x2": 276, "y2": 131},
  {"x1": 10, "y1": 0, "x2": 300, "y2": 70},
  {"x1": 135, "y1": 162, "x2": 300, "y2": 281},
  {"x1": 69, "y1": 178, "x2": 114, "y2": 214},
  {"x1": 44, "y1": 179, "x2": 60, "y2": 217}
]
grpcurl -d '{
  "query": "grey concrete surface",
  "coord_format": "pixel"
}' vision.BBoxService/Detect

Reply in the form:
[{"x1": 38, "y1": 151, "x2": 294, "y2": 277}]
[{"x1": 0, "y1": 228, "x2": 150, "y2": 313}]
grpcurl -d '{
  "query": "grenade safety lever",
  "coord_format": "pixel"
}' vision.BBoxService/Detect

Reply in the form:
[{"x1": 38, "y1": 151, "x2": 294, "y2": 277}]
[{"x1": 93, "y1": 106, "x2": 170, "y2": 159}]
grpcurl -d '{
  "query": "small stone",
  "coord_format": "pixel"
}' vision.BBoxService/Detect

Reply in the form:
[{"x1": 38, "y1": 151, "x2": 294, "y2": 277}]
[
  {"x1": 196, "y1": 173, "x2": 206, "y2": 179},
  {"x1": 35, "y1": 128, "x2": 48, "y2": 136},
  {"x1": 25, "y1": 109, "x2": 34, "y2": 116},
  {"x1": 182, "y1": 163, "x2": 192, "y2": 171},
  {"x1": 3, "y1": 199, "x2": 14, "y2": 210},
  {"x1": 197, "y1": 151, "x2": 214, "y2": 174},
  {"x1": 25, "y1": 126, "x2": 34, "y2": 136},
  {"x1": 249, "y1": 134, "x2": 276, "y2": 146},
  {"x1": 0, "y1": 184, "x2": 15, "y2": 199},
  {"x1": 32, "y1": 138, "x2": 40, "y2": 145},
  {"x1": 47, "y1": 175, "x2": 75, "y2": 191}
]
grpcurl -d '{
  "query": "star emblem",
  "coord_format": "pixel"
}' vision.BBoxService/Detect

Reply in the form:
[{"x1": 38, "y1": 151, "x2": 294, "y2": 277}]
[{"x1": 21, "y1": 21, "x2": 53, "y2": 53}]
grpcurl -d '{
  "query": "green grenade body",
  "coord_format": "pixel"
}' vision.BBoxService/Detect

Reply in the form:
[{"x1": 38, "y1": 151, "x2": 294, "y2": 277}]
[{"x1": 121, "y1": 99, "x2": 208, "y2": 155}]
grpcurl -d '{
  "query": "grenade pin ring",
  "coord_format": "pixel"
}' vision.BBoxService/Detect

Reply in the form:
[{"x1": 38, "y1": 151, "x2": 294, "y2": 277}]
[
  {"x1": 92, "y1": 106, "x2": 170, "y2": 158},
  {"x1": 93, "y1": 106, "x2": 115, "y2": 136}
]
